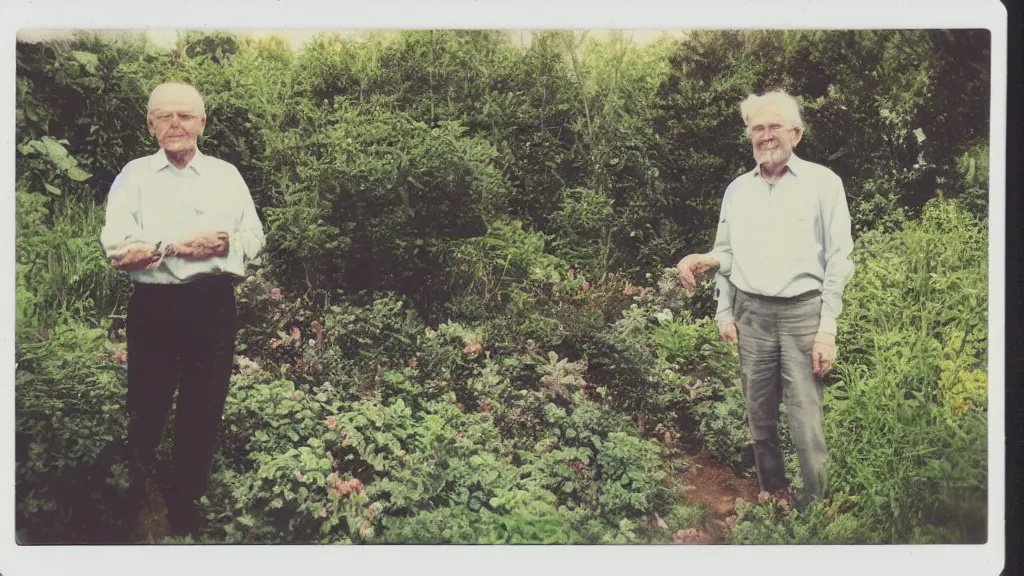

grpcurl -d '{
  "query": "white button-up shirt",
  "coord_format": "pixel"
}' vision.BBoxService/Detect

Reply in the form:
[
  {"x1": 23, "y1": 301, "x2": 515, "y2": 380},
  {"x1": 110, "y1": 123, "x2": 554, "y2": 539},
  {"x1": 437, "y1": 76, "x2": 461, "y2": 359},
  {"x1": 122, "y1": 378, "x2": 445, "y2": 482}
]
[
  {"x1": 709, "y1": 153, "x2": 855, "y2": 335},
  {"x1": 100, "y1": 149, "x2": 265, "y2": 284}
]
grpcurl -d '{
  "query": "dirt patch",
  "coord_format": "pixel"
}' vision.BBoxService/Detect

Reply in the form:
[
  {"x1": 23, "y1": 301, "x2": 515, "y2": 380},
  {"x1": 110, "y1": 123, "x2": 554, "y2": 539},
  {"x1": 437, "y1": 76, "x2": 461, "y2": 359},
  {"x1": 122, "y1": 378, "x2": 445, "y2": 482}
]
[{"x1": 680, "y1": 452, "x2": 760, "y2": 543}]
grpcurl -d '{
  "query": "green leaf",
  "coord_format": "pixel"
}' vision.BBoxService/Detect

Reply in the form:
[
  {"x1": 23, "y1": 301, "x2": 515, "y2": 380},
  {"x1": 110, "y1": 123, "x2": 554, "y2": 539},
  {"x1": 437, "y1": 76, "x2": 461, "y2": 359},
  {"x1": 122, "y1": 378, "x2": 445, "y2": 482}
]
[
  {"x1": 67, "y1": 166, "x2": 91, "y2": 182},
  {"x1": 44, "y1": 183, "x2": 62, "y2": 196},
  {"x1": 41, "y1": 136, "x2": 69, "y2": 161},
  {"x1": 71, "y1": 50, "x2": 100, "y2": 73}
]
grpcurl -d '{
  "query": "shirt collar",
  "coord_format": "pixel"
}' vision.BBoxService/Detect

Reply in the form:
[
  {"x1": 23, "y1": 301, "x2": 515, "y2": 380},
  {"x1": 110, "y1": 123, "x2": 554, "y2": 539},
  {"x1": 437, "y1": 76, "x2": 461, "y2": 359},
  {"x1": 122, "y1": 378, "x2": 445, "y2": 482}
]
[
  {"x1": 149, "y1": 147, "x2": 206, "y2": 175},
  {"x1": 751, "y1": 152, "x2": 803, "y2": 179}
]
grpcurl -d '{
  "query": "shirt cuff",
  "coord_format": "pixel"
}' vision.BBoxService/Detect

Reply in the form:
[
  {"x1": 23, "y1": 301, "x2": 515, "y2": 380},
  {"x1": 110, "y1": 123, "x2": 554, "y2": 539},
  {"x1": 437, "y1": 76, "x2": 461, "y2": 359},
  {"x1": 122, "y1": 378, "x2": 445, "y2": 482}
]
[
  {"x1": 708, "y1": 251, "x2": 731, "y2": 276},
  {"x1": 715, "y1": 309, "x2": 734, "y2": 324},
  {"x1": 817, "y1": 315, "x2": 837, "y2": 336}
]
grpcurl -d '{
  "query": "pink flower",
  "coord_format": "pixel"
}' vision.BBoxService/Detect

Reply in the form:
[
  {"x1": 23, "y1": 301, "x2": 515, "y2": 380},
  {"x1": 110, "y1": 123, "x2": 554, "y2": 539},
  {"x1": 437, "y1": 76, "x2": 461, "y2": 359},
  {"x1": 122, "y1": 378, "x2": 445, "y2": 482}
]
[
  {"x1": 349, "y1": 478, "x2": 364, "y2": 494},
  {"x1": 296, "y1": 472, "x2": 304, "y2": 482},
  {"x1": 325, "y1": 415, "x2": 337, "y2": 428},
  {"x1": 270, "y1": 339, "x2": 282, "y2": 349},
  {"x1": 623, "y1": 283, "x2": 633, "y2": 296},
  {"x1": 359, "y1": 521, "x2": 371, "y2": 537},
  {"x1": 638, "y1": 287, "x2": 647, "y2": 297},
  {"x1": 295, "y1": 359, "x2": 304, "y2": 371},
  {"x1": 582, "y1": 282, "x2": 591, "y2": 292},
  {"x1": 290, "y1": 326, "x2": 301, "y2": 340},
  {"x1": 334, "y1": 478, "x2": 363, "y2": 496},
  {"x1": 367, "y1": 506, "x2": 376, "y2": 521},
  {"x1": 270, "y1": 288, "x2": 282, "y2": 300},
  {"x1": 113, "y1": 349, "x2": 128, "y2": 364},
  {"x1": 480, "y1": 402, "x2": 491, "y2": 413},
  {"x1": 463, "y1": 342, "x2": 483, "y2": 355},
  {"x1": 320, "y1": 506, "x2": 327, "y2": 518},
  {"x1": 35, "y1": 330, "x2": 50, "y2": 341},
  {"x1": 399, "y1": 450, "x2": 407, "y2": 457},
  {"x1": 334, "y1": 480, "x2": 350, "y2": 496},
  {"x1": 408, "y1": 357, "x2": 417, "y2": 368},
  {"x1": 289, "y1": 393, "x2": 299, "y2": 402}
]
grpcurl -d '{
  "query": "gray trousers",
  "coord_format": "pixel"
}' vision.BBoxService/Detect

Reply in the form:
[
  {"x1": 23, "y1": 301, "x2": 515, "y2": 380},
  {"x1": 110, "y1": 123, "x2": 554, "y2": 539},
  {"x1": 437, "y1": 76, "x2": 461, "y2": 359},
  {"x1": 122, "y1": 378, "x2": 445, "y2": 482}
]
[{"x1": 734, "y1": 289, "x2": 827, "y2": 500}]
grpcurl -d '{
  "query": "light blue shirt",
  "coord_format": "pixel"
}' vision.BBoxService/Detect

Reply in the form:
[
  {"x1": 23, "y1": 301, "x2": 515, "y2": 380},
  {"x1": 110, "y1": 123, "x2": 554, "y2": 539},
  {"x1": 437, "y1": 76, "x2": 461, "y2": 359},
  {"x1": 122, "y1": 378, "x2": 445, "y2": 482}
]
[
  {"x1": 709, "y1": 154, "x2": 855, "y2": 335},
  {"x1": 100, "y1": 148, "x2": 265, "y2": 284}
]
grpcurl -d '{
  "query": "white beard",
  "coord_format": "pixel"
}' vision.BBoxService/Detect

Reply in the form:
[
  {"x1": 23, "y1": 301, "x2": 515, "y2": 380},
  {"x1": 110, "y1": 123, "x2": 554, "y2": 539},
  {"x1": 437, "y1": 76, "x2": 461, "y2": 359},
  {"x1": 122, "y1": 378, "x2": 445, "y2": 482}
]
[{"x1": 755, "y1": 143, "x2": 790, "y2": 167}]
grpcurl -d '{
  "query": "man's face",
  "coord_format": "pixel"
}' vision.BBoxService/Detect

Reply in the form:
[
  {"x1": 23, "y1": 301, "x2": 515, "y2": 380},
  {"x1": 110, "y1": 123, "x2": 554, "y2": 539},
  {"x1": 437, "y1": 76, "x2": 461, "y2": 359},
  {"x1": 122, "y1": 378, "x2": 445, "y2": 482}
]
[
  {"x1": 147, "y1": 100, "x2": 205, "y2": 153},
  {"x1": 747, "y1": 104, "x2": 801, "y2": 167}
]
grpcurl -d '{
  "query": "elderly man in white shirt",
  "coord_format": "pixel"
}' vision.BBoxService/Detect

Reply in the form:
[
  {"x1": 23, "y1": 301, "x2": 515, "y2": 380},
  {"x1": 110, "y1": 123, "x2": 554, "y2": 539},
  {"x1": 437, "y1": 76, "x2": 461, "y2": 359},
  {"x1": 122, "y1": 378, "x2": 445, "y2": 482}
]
[
  {"x1": 676, "y1": 91, "x2": 855, "y2": 506},
  {"x1": 101, "y1": 82, "x2": 264, "y2": 538}
]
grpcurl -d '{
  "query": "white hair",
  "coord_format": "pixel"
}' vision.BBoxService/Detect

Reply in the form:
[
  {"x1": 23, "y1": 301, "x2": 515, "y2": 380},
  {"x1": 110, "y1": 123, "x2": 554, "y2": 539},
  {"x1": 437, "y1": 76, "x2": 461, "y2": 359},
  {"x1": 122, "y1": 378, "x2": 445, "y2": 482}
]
[
  {"x1": 739, "y1": 91, "x2": 803, "y2": 130},
  {"x1": 147, "y1": 82, "x2": 206, "y2": 118}
]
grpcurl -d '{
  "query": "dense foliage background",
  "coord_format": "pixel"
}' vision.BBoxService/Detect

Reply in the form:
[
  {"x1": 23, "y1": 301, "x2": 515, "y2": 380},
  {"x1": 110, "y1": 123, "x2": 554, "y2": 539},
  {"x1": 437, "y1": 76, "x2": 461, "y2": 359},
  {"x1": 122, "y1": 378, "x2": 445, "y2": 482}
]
[{"x1": 14, "y1": 29, "x2": 990, "y2": 545}]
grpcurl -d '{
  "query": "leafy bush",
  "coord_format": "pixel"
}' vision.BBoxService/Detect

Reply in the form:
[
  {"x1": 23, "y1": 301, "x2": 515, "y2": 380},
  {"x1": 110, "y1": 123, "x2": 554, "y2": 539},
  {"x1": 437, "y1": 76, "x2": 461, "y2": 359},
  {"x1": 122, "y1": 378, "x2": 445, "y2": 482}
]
[
  {"x1": 824, "y1": 197, "x2": 988, "y2": 543},
  {"x1": 15, "y1": 318, "x2": 131, "y2": 544}
]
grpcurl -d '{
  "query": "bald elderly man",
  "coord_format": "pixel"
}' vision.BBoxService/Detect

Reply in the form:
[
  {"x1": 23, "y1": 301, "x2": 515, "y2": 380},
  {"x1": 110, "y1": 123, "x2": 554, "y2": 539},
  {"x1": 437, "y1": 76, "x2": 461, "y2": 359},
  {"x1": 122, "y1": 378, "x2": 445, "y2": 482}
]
[
  {"x1": 677, "y1": 91, "x2": 855, "y2": 506},
  {"x1": 101, "y1": 82, "x2": 265, "y2": 538}
]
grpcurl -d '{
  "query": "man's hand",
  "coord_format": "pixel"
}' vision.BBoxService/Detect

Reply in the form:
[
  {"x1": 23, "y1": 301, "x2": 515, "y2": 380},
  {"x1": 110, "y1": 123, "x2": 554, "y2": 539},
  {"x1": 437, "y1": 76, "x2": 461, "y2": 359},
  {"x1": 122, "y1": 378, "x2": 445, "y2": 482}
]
[
  {"x1": 109, "y1": 243, "x2": 162, "y2": 271},
  {"x1": 811, "y1": 332, "x2": 837, "y2": 377},
  {"x1": 676, "y1": 253, "x2": 720, "y2": 291},
  {"x1": 167, "y1": 232, "x2": 229, "y2": 260},
  {"x1": 718, "y1": 319, "x2": 737, "y2": 343}
]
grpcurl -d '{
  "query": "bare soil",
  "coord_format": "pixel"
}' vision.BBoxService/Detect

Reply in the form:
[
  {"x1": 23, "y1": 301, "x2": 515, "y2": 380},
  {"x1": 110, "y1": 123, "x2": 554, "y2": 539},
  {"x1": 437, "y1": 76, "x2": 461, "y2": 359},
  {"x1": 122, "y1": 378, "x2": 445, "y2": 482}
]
[{"x1": 679, "y1": 452, "x2": 760, "y2": 543}]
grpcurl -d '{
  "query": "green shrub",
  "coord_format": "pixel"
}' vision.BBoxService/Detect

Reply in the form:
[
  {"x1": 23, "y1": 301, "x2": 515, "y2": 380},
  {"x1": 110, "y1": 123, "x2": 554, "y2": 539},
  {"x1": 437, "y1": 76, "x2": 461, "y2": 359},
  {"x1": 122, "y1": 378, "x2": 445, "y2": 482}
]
[
  {"x1": 824, "y1": 197, "x2": 987, "y2": 543},
  {"x1": 15, "y1": 318, "x2": 131, "y2": 544}
]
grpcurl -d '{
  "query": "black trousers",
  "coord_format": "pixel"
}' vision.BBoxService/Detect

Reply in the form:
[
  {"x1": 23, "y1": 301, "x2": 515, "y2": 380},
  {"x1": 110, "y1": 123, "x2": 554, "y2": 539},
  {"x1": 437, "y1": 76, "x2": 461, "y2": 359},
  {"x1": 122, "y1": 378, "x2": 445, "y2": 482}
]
[{"x1": 125, "y1": 275, "x2": 236, "y2": 537}]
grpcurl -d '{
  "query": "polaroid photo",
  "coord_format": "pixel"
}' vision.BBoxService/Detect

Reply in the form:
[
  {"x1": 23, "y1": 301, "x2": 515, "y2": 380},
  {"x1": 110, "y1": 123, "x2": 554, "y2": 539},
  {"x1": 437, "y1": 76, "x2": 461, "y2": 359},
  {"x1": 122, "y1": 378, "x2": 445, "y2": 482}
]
[{"x1": 1, "y1": 1, "x2": 1009, "y2": 575}]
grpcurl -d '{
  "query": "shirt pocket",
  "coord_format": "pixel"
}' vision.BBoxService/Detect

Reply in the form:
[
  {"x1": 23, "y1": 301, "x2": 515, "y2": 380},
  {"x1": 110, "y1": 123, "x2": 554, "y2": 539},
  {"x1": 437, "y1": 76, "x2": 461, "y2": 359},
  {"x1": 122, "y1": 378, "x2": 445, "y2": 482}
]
[
  {"x1": 190, "y1": 195, "x2": 237, "y2": 233},
  {"x1": 776, "y1": 201, "x2": 818, "y2": 261}
]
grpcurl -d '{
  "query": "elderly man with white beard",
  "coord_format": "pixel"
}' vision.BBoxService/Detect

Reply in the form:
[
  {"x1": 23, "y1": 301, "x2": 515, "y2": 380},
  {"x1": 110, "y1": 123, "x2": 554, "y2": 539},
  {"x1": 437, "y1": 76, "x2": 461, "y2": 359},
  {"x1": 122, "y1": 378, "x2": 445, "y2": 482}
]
[
  {"x1": 676, "y1": 91, "x2": 855, "y2": 507},
  {"x1": 101, "y1": 82, "x2": 265, "y2": 539}
]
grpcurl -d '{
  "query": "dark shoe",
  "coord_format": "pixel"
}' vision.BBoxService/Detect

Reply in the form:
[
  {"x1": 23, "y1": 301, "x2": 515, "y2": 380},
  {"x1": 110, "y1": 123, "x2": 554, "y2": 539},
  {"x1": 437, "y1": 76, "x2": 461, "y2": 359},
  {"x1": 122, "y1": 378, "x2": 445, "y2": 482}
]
[
  {"x1": 130, "y1": 476, "x2": 172, "y2": 543},
  {"x1": 166, "y1": 493, "x2": 202, "y2": 541}
]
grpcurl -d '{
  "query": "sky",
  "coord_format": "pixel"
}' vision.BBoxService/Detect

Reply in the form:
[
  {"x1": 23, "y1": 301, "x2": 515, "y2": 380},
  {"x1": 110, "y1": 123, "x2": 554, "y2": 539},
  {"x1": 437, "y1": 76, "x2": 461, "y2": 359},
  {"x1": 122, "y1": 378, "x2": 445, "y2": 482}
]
[{"x1": 16, "y1": 29, "x2": 689, "y2": 51}]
